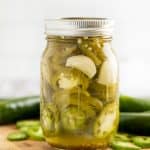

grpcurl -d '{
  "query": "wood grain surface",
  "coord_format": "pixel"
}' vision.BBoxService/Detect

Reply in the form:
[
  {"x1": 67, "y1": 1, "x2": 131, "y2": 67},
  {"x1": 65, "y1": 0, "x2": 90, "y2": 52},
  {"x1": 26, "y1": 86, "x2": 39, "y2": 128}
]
[
  {"x1": 0, "y1": 125, "x2": 113, "y2": 150},
  {"x1": 0, "y1": 125, "x2": 51, "y2": 150},
  {"x1": 0, "y1": 125, "x2": 149, "y2": 150}
]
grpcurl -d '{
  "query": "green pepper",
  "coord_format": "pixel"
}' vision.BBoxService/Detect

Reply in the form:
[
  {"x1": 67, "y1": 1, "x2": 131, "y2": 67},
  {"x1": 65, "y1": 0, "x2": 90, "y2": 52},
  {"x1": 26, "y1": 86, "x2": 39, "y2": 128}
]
[
  {"x1": 88, "y1": 81, "x2": 118, "y2": 102},
  {"x1": 52, "y1": 88, "x2": 92, "y2": 115},
  {"x1": 42, "y1": 44, "x2": 77, "y2": 85},
  {"x1": 71, "y1": 94, "x2": 103, "y2": 119},
  {"x1": 51, "y1": 45, "x2": 77, "y2": 63},
  {"x1": 50, "y1": 68, "x2": 89, "y2": 90},
  {"x1": 120, "y1": 95, "x2": 150, "y2": 112},
  {"x1": 77, "y1": 38, "x2": 106, "y2": 66},
  {"x1": 114, "y1": 133, "x2": 132, "y2": 142},
  {"x1": 16, "y1": 120, "x2": 40, "y2": 129},
  {"x1": 48, "y1": 44, "x2": 77, "y2": 71},
  {"x1": 93, "y1": 102, "x2": 119, "y2": 138},
  {"x1": 119, "y1": 112, "x2": 150, "y2": 135},
  {"x1": 0, "y1": 96, "x2": 40, "y2": 125},
  {"x1": 41, "y1": 103, "x2": 59, "y2": 136},
  {"x1": 114, "y1": 133, "x2": 131, "y2": 142},
  {"x1": 88, "y1": 38, "x2": 106, "y2": 60},
  {"x1": 111, "y1": 140, "x2": 140, "y2": 150},
  {"x1": 61, "y1": 106, "x2": 86, "y2": 132},
  {"x1": 78, "y1": 41, "x2": 101, "y2": 66},
  {"x1": 53, "y1": 89, "x2": 103, "y2": 119},
  {"x1": 19, "y1": 126, "x2": 31, "y2": 134},
  {"x1": 132, "y1": 136, "x2": 150, "y2": 148},
  {"x1": 7, "y1": 131, "x2": 28, "y2": 141},
  {"x1": 27, "y1": 126, "x2": 45, "y2": 141}
]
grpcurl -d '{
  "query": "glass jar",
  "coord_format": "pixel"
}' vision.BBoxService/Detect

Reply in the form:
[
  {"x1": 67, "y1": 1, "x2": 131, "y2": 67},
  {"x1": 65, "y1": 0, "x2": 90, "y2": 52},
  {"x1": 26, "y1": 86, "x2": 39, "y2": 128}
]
[{"x1": 40, "y1": 18, "x2": 119, "y2": 150}]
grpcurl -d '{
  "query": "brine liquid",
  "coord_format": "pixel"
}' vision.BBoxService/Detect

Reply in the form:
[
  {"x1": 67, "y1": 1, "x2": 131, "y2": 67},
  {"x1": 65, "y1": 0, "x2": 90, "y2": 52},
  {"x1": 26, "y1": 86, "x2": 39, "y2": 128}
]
[{"x1": 45, "y1": 135, "x2": 113, "y2": 150}]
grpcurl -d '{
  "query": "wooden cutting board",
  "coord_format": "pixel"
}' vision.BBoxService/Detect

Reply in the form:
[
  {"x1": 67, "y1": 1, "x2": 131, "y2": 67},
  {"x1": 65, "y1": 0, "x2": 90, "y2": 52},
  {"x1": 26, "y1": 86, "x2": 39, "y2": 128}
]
[
  {"x1": 0, "y1": 125, "x2": 149, "y2": 150},
  {"x1": 0, "y1": 125, "x2": 51, "y2": 150},
  {"x1": 0, "y1": 125, "x2": 113, "y2": 150}
]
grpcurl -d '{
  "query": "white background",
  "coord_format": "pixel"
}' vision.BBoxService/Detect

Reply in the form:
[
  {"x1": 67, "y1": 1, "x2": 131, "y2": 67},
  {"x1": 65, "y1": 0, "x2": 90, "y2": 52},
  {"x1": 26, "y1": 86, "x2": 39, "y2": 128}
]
[{"x1": 0, "y1": 0, "x2": 150, "y2": 96}]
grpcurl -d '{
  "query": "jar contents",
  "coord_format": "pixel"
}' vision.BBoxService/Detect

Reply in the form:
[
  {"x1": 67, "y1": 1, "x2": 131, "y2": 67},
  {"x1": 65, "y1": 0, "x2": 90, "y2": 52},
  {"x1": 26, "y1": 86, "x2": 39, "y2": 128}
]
[{"x1": 41, "y1": 36, "x2": 119, "y2": 150}]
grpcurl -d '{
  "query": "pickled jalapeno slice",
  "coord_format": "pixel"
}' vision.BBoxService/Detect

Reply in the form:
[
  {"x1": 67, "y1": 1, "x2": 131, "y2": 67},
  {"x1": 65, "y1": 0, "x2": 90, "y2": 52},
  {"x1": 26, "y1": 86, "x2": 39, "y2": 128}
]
[
  {"x1": 50, "y1": 68, "x2": 89, "y2": 90},
  {"x1": 52, "y1": 87, "x2": 90, "y2": 109},
  {"x1": 89, "y1": 38, "x2": 106, "y2": 61},
  {"x1": 61, "y1": 106, "x2": 86, "y2": 132},
  {"x1": 50, "y1": 44, "x2": 77, "y2": 65},
  {"x1": 69, "y1": 94, "x2": 103, "y2": 118},
  {"x1": 60, "y1": 46, "x2": 77, "y2": 58},
  {"x1": 94, "y1": 103, "x2": 118, "y2": 138},
  {"x1": 48, "y1": 44, "x2": 78, "y2": 70},
  {"x1": 53, "y1": 89, "x2": 103, "y2": 117},
  {"x1": 77, "y1": 38, "x2": 102, "y2": 66},
  {"x1": 41, "y1": 103, "x2": 59, "y2": 136},
  {"x1": 88, "y1": 81, "x2": 118, "y2": 102},
  {"x1": 42, "y1": 44, "x2": 78, "y2": 85}
]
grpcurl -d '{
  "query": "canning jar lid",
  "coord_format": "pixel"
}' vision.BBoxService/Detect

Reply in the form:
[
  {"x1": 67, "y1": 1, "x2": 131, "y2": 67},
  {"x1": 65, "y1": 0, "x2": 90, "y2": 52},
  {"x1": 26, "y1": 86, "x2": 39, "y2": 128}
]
[{"x1": 45, "y1": 18, "x2": 114, "y2": 37}]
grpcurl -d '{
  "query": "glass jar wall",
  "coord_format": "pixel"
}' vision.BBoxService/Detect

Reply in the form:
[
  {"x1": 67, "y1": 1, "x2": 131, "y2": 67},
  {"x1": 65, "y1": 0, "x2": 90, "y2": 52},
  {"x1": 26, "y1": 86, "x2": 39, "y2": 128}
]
[{"x1": 40, "y1": 18, "x2": 119, "y2": 150}]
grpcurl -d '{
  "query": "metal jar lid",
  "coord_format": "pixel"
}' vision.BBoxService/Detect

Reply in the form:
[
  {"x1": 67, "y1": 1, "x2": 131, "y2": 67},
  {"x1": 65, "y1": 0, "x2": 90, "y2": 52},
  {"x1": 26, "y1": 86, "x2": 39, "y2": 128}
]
[{"x1": 45, "y1": 18, "x2": 114, "y2": 37}]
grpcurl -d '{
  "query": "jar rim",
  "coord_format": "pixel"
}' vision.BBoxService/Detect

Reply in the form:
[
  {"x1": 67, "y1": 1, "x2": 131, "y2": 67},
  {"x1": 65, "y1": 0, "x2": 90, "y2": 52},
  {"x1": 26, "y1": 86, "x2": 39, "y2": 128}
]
[{"x1": 45, "y1": 17, "x2": 114, "y2": 37}]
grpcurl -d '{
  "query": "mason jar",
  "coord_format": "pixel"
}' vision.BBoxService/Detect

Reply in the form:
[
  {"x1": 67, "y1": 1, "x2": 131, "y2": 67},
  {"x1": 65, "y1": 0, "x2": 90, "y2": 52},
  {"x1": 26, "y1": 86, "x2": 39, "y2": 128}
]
[{"x1": 40, "y1": 18, "x2": 119, "y2": 150}]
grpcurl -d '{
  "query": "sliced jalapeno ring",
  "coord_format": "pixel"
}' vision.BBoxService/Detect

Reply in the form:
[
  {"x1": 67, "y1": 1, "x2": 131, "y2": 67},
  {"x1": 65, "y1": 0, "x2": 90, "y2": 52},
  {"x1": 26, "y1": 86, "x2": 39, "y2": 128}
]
[
  {"x1": 114, "y1": 133, "x2": 131, "y2": 142},
  {"x1": 50, "y1": 68, "x2": 89, "y2": 90},
  {"x1": 50, "y1": 45, "x2": 77, "y2": 65},
  {"x1": 132, "y1": 136, "x2": 150, "y2": 148},
  {"x1": 61, "y1": 106, "x2": 86, "y2": 132},
  {"x1": 41, "y1": 103, "x2": 59, "y2": 136},
  {"x1": 53, "y1": 90, "x2": 103, "y2": 118},
  {"x1": 7, "y1": 131, "x2": 28, "y2": 141},
  {"x1": 111, "y1": 140, "x2": 140, "y2": 150},
  {"x1": 88, "y1": 81, "x2": 117, "y2": 102},
  {"x1": 16, "y1": 120, "x2": 40, "y2": 129},
  {"x1": 20, "y1": 126, "x2": 30, "y2": 134},
  {"x1": 42, "y1": 45, "x2": 77, "y2": 85},
  {"x1": 27, "y1": 126, "x2": 45, "y2": 141}
]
